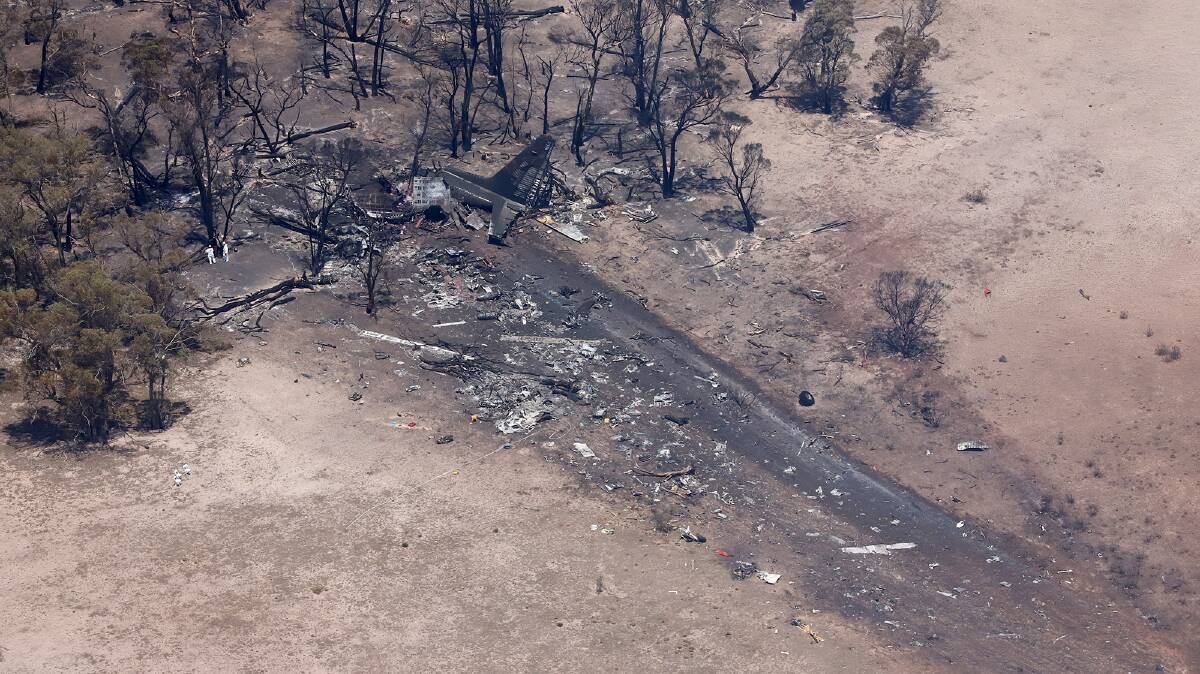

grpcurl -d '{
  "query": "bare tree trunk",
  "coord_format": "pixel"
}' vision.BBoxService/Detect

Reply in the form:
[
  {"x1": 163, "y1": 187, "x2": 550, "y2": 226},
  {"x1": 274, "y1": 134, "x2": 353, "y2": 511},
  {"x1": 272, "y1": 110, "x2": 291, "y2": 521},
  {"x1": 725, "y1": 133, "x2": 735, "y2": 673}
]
[
  {"x1": 539, "y1": 58, "x2": 554, "y2": 135},
  {"x1": 35, "y1": 24, "x2": 54, "y2": 94},
  {"x1": 459, "y1": 73, "x2": 473, "y2": 151},
  {"x1": 370, "y1": 0, "x2": 390, "y2": 93},
  {"x1": 571, "y1": 91, "x2": 586, "y2": 164},
  {"x1": 738, "y1": 195, "x2": 755, "y2": 231}
]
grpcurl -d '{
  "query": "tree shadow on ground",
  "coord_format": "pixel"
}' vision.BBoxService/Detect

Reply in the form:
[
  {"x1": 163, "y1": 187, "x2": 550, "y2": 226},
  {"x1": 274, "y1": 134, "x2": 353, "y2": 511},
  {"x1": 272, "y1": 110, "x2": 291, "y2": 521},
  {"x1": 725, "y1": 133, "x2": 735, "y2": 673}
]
[
  {"x1": 343, "y1": 290, "x2": 397, "y2": 315},
  {"x1": 3, "y1": 400, "x2": 193, "y2": 452},
  {"x1": 701, "y1": 205, "x2": 753, "y2": 232},
  {"x1": 782, "y1": 82, "x2": 851, "y2": 117},
  {"x1": 883, "y1": 88, "x2": 938, "y2": 128},
  {"x1": 673, "y1": 166, "x2": 724, "y2": 194},
  {"x1": 4, "y1": 413, "x2": 69, "y2": 448}
]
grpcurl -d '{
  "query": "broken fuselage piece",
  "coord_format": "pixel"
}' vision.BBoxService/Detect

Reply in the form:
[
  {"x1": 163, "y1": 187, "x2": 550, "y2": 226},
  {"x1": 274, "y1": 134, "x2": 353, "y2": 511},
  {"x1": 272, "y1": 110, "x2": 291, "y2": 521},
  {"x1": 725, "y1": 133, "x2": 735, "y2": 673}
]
[{"x1": 441, "y1": 135, "x2": 555, "y2": 244}]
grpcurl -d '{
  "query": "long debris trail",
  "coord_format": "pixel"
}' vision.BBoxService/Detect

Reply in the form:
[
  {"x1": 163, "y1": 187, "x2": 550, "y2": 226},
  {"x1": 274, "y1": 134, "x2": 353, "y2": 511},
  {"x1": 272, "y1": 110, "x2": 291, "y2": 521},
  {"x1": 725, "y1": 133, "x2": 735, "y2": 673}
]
[
  {"x1": 349, "y1": 232, "x2": 1176, "y2": 672},
  {"x1": 227, "y1": 196, "x2": 1176, "y2": 671}
]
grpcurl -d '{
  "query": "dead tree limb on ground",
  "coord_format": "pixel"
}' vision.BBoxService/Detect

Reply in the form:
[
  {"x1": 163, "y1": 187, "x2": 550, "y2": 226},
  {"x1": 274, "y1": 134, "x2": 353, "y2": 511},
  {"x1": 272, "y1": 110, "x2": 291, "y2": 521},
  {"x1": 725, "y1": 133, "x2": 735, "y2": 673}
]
[
  {"x1": 284, "y1": 120, "x2": 358, "y2": 145},
  {"x1": 193, "y1": 277, "x2": 318, "y2": 320},
  {"x1": 428, "y1": 4, "x2": 564, "y2": 24},
  {"x1": 803, "y1": 219, "x2": 850, "y2": 235}
]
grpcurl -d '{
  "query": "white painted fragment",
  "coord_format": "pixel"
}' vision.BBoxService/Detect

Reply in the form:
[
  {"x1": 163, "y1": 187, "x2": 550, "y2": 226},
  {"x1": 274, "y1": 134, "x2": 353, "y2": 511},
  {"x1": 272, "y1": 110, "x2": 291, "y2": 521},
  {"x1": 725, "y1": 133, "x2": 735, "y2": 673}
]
[
  {"x1": 841, "y1": 542, "x2": 918, "y2": 555},
  {"x1": 540, "y1": 217, "x2": 589, "y2": 242},
  {"x1": 500, "y1": 334, "x2": 606, "y2": 347},
  {"x1": 359, "y1": 330, "x2": 422, "y2": 348}
]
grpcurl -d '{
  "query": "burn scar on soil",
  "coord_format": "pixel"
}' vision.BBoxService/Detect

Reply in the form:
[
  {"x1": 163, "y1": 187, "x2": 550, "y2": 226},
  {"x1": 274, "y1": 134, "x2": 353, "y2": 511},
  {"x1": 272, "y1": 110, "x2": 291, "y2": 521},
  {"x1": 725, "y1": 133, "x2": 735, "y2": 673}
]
[{"x1": 299, "y1": 229, "x2": 1173, "y2": 672}]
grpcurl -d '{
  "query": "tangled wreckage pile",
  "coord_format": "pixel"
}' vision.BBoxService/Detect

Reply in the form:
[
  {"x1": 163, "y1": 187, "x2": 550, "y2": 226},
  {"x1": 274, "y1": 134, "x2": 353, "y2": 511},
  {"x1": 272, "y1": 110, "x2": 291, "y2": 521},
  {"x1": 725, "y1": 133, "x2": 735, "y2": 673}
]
[
  {"x1": 347, "y1": 241, "x2": 773, "y2": 516},
  {"x1": 179, "y1": 134, "x2": 1188, "y2": 669},
  {"x1": 199, "y1": 139, "x2": 877, "y2": 586},
  {"x1": 192, "y1": 140, "x2": 800, "y2": 533}
]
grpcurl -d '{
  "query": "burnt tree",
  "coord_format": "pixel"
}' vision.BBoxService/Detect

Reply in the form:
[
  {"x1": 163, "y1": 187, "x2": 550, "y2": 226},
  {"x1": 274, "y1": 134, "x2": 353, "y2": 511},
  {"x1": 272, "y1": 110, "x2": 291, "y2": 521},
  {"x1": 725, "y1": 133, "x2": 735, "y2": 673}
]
[
  {"x1": 707, "y1": 114, "x2": 771, "y2": 231},
  {"x1": 26, "y1": 0, "x2": 64, "y2": 95},
  {"x1": 615, "y1": 0, "x2": 672, "y2": 126},
  {"x1": 232, "y1": 61, "x2": 310, "y2": 153},
  {"x1": 282, "y1": 138, "x2": 364, "y2": 275},
  {"x1": 871, "y1": 270, "x2": 949, "y2": 357},
  {"x1": 794, "y1": 0, "x2": 856, "y2": 114},
  {"x1": 435, "y1": 0, "x2": 487, "y2": 152},
  {"x1": 676, "y1": 0, "x2": 720, "y2": 70},
  {"x1": 565, "y1": 0, "x2": 620, "y2": 162},
  {"x1": 646, "y1": 61, "x2": 733, "y2": 197},
  {"x1": 162, "y1": 26, "x2": 249, "y2": 247},
  {"x1": 722, "y1": 20, "x2": 800, "y2": 99},
  {"x1": 867, "y1": 2, "x2": 940, "y2": 114}
]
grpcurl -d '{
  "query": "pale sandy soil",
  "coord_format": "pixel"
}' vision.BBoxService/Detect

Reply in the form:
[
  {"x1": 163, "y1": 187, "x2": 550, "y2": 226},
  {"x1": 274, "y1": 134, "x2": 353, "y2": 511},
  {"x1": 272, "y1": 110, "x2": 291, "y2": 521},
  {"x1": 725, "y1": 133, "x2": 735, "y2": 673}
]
[
  {"x1": 0, "y1": 301, "x2": 918, "y2": 672},
  {"x1": 1, "y1": 0, "x2": 1196, "y2": 668},
  {"x1": 546, "y1": 0, "x2": 1200, "y2": 657}
]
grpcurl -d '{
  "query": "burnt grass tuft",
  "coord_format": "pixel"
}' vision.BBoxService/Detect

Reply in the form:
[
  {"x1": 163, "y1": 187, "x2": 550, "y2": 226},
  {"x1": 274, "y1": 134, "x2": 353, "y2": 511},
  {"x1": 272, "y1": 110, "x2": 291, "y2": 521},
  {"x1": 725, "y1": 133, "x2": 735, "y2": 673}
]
[{"x1": 1154, "y1": 344, "x2": 1182, "y2": 362}]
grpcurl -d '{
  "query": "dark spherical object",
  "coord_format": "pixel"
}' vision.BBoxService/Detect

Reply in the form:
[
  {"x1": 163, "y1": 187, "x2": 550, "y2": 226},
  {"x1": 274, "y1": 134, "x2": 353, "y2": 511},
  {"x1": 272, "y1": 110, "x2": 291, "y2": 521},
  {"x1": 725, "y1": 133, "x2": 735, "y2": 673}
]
[{"x1": 798, "y1": 390, "x2": 816, "y2": 407}]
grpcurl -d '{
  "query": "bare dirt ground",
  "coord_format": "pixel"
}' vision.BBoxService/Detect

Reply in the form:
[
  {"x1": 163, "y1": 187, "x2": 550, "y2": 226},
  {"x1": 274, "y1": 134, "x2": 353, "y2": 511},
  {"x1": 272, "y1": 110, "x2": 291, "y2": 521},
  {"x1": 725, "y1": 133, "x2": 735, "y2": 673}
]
[
  {"x1": 543, "y1": 0, "x2": 1200, "y2": 662},
  {"x1": 0, "y1": 291, "x2": 906, "y2": 672},
  {"x1": 1, "y1": 0, "x2": 1197, "y2": 669},
  {"x1": 2, "y1": 220, "x2": 1178, "y2": 672}
]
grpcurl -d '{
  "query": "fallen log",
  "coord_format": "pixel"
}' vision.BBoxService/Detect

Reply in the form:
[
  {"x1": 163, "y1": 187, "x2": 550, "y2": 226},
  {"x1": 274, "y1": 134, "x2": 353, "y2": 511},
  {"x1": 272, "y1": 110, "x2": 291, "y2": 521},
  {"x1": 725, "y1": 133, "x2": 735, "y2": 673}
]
[
  {"x1": 285, "y1": 120, "x2": 357, "y2": 145},
  {"x1": 802, "y1": 219, "x2": 851, "y2": 236},
  {"x1": 195, "y1": 277, "x2": 316, "y2": 319},
  {"x1": 513, "y1": 5, "x2": 565, "y2": 18},
  {"x1": 429, "y1": 5, "x2": 564, "y2": 23}
]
